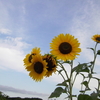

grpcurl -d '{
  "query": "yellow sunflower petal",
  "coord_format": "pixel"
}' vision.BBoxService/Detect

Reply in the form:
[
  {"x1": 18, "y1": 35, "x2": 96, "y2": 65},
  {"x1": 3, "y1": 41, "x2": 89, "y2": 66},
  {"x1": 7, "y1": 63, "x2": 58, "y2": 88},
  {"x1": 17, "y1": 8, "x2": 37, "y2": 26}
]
[
  {"x1": 92, "y1": 34, "x2": 100, "y2": 43},
  {"x1": 23, "y1": 54, "x2": 32, "y2": 67},
  {"x1": 42, "y1": 54, "x2": 57, "y2": 77},
  {"x1": 31, "y1": 47, "x2": 41, "y2": 54},
  {"x1": 26, "y1": 54, "x2": 47, "y2": 82},
  {"x1": 50, "y1": 33, "x2": 81, "y2": 61}
]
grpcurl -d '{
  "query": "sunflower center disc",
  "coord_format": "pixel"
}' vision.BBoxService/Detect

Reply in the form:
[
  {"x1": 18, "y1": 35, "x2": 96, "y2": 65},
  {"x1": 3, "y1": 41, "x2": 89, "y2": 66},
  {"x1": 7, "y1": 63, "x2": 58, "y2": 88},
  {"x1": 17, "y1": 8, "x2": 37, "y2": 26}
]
[
  {"x1": 34, "y1": 62, "x2": 43, "y2": 74},
  {"x1": 96, "y1": 37, "x2": 100, "y2": 41},
  {"x1": 59, "y1": 42, "x2": 72, "y2": 54}
]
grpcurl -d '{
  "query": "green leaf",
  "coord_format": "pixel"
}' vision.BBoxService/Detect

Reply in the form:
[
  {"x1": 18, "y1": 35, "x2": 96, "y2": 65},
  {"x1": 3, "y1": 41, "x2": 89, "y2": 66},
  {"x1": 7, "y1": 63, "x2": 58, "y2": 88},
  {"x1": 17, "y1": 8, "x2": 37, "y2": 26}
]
[
  {"x1": 95, "y1": 88, "x2": 100, "y2": 98},
  {"x1": 87, "y1": 47, "x2": 94, "y2": 52},
  {"x1": 58, "y1": 70, "x2": 63, "y2": 74},
  {"x1": 81, "y1": 81, "x2": 90, "y2": 90},
  {"x1": 72, "y1": 63, "x2": 90, "y2": 73},
  {"x1": 97, "y1": 50, "x2": 100, "y2": 55},
  {"x1": 80, "y1": 73, "x2": 86, "y2": 78},
  {"x1": 78, "y1": 94, "x2": 93, "y2": 100},
  {"x1": 80, "y1": 90, "x2": 85, "y2": 93},
  {"x1": 49, "y1": 87, "x2": 64, "y2": 98},
  {"x1": 57, "y1": 80, "x2": 69, "y2": 87},
  {"x1": 91, "y1": 92, "x2": 98, "y2": 100},
  {"x1": 81, "y1": 81, "x2": 88, "y2": 87}
]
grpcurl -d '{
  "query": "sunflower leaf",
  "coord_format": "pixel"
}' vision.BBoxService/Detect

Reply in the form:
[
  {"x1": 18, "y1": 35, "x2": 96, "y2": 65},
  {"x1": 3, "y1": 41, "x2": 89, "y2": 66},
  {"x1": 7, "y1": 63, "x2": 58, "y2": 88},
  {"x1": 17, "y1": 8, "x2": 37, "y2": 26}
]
[
  {"x1": 57, "y1": 80, "x2": 69, "y2": 87},
  {"x1": 95, "y1": 88, "x2": 100, "y2": 97},
  {"x1": 49, "y1": 87, "x2": 64, "y2": 98},
  {"x1": 78, "y1": 94, "x2": 93, "y2": 100},
  {"x1": 72, "y1": 63, "x2": 90, "y2": 73},
  {"x1": 58, "y1": 69, "x2": 63, "y2": 74},
  {"x1": 81, "y1": 81, "x2": 90, "y2": 90},
  {"x1": 80, "y1": 73, "x2": 86, "y2": 78},
  {"x1": 97, "y1": 50, "x2": 100, "y2": 55},
  {"x1": 87, "y1": 47, "x2": 94, "y2": 52},
  {"x1": 91, "y1": 92, "x2": 98, "y2": 100}
]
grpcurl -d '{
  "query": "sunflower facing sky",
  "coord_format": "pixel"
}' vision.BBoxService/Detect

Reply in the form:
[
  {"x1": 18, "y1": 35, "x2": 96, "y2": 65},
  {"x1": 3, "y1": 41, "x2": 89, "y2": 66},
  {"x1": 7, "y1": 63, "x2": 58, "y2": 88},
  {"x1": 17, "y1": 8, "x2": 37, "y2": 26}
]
[
  {"x1": 31, "y1": 47, "x2": 41, "y2": 54},
  {"x1": 50, "y1": 34, "x2": 81, "y2": 61},
  {"x1": 92, "y1": 34, "x2": 100, "y2": 43},
  {"x1": 25, "y1": 54, "x2": 48, "y2": 82},
  {"x1": 23, "y1": 47, "x2": 41, "y2": 67},
  {"x1": 43, "y1": 54, "x2": 57, "y2": 77}
]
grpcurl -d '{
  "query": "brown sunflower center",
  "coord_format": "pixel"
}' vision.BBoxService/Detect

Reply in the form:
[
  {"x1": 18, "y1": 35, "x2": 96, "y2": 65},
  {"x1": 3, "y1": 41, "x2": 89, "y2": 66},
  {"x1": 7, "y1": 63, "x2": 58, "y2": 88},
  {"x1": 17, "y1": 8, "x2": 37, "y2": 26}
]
[
  {"x1": 96, "y1": 37, "x2": 100, "y2": 41},
  {"x1": 59, "y1": 42, "x2": 72, "y2": 54},
  {"x1": 34, "y1": 62, "x2": 43, "y2": 74},
  {"x1": 29, "y1": 54, "x2": 36, "y2": 63},
  {"x1": 43, "y1": 55, "x2": 56, "y2": 71}
]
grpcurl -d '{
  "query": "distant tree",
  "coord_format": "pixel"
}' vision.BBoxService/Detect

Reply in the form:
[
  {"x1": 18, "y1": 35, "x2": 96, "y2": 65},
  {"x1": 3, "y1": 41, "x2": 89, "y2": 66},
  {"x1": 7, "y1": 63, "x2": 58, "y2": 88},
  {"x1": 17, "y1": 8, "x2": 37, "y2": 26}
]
[
  {"x1": 0, "y1": 91, "x2": 43, "y2": 100},
  {"x1": 0, "y1": 91, "x2": 8, "y2": 100}
]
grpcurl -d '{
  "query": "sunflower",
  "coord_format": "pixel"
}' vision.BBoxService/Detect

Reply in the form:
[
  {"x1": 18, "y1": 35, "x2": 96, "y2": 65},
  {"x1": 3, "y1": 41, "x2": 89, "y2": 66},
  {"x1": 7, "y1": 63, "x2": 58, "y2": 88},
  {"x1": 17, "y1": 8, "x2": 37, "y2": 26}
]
[
  {"x1": 92, "y1": 34, "x2": 100, "y2": 43},
  {"x1": 25, "y1": 54, "x2": 48, "y2": 82},
  {"x1": 23, "y1": 47, "x2": 41, "y2": 67},
  {"x1": 23, "y1": 54, "x2": 32, "y2": 67},
  {"x1": 31, "y1": 47, "x2": 41, "y2": 55},
  {"x1": 43, "y1": 54, "x2": 57, "y2": 77},
  {"x1": 50, "y1": 33, "x2": 81, "y2": 61}
]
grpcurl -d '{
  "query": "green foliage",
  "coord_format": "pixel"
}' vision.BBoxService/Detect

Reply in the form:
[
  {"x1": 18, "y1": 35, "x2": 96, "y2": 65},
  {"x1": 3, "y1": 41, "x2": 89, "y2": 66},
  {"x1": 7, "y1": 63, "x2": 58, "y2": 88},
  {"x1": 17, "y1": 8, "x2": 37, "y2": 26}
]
[
  {"x1": 57, "y1": 80, "x2": 69, "y2": 87},
  {"x1": 0, "y1": 91, "x2": 8, "y2": 100},
  {"x1": 81, "y1": 81, "x2": 90, "y2": 90},
  {"x1": 49, "y1": 40, "x2": 100, "y2": 100},
  {"x1": 49, "y1": 87, "x2": 64, "y2": 98},
  {"x1": 78, "y1": 94, "x2": 93, "y2": 100},
  {"x1": 91, "y1": 92, "x2": 98, "y2": 100},
  {"x1": 72, "y1": 63, "x2": 90, "y2": 73},
  {"x1": 97, "y1": 50, "x2": 100, "y2": 55}
]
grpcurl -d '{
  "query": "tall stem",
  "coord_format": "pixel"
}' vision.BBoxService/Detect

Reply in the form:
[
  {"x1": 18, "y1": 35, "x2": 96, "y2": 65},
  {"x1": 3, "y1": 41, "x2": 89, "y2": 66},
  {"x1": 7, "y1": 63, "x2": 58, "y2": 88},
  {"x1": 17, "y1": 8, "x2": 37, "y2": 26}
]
[
  {"x1": 69, "y1": 60, "x2": 73, "y2": 100},
  {"x1": 57, "y1": 70, "x2": 66, "y2": 81},
  {"x1": 58, "y1": 62, "x2": 69, "y2": 80},
  {"x1": 91, "y1": 42, "x2": 98, "y2": 73},
  {"x1": 86, "y1": 43, "x2": 98, "y2": 92}
]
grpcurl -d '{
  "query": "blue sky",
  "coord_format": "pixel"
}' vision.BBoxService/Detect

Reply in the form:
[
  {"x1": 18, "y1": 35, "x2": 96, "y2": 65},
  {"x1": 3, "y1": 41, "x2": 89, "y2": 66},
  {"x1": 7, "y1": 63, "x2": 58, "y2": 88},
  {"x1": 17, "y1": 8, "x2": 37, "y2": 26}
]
[{"x1": 0, "y1": 0, "x2": 100, "y2": 100}]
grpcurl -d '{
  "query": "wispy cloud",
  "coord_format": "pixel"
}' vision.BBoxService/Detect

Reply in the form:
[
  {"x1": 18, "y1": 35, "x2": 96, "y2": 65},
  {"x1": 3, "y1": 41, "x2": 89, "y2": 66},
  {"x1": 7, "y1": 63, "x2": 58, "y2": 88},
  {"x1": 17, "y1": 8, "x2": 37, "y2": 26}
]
[
  {"x1": 0, "y1": 85, "x2": 48, "y2": 96},
  {"x1": 47, "y1": 0, "x2": 100, "y2": 87},
  {"x1": 70, "y1": 0, "x2": 100, "y2": 62},
  {"x1": 0, "y1": 36, "x2": 31, "y2": 72},
  {"x1": 0, "y1": 0, "x2": 27, "y2": 38},
  {"x1": 0, "y1": 28, "x2": 12, "y2": 35}
]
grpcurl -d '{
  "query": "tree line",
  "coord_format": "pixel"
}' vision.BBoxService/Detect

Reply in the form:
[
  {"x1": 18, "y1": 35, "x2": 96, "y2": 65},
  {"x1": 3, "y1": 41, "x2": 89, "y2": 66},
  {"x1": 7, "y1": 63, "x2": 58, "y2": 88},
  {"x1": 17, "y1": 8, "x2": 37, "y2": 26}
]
[{"x1": 0, "y1": 91, "x2": 43, "y2": 100}]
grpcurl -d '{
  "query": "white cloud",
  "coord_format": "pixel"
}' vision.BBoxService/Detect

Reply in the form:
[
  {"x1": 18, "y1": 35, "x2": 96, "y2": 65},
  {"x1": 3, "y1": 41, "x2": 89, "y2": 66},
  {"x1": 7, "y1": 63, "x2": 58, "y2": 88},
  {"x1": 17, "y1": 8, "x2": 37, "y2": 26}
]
[
  {"x1": 0, "y1": 47, "x2": 24, "y2": 72},
  {"x1": 0, "y1": 0, "x2": 27, "y2": 38},
  {"x1": 0, "y1": 85, "x2": 48, "y2": 96},
  {"x1": 0, "y1": 28, "x2": 12, "y2": 35},
  {"x1": 69, "y1": 0, "x2": 100, "y2": 64},
  {"x1": 0, "y1": 36, "x2": 30, "y2": 72}
]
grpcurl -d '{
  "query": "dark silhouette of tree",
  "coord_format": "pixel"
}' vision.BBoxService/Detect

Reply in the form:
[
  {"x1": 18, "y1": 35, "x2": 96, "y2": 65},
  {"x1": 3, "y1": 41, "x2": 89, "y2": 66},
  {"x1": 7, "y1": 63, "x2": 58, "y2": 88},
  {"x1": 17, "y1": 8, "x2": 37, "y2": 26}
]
[{"x1": 0, "y1": 91, "x2": 43, "y2": 100}]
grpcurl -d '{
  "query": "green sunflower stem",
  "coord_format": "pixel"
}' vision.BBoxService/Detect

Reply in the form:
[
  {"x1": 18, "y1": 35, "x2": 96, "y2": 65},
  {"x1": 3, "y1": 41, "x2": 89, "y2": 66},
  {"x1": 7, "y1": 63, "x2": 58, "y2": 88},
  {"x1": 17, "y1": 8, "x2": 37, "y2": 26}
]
[
  {"x1": 98, "y1": 80, "x2": 100, "y2": 90},
  {"x1": 57, "y1": 70, "x2": 66, "y2": 81},
  {"x1": 58, "y1": 61, "x2": 74, "y2": 100},
  {"x1": 85, "y1": 42, "x2": 98, "y2": 93},
  {"x1": 91, "y1": 42, "x2": 98, "y2": 73},
  {"x1": 69, "y1": 60, "x2": 73, "y2": 100},
  {"x1": 58, "y1": 62, "x2": 69, "y2": 80}
]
